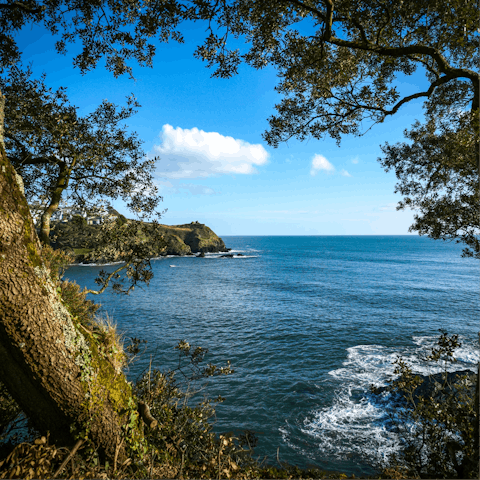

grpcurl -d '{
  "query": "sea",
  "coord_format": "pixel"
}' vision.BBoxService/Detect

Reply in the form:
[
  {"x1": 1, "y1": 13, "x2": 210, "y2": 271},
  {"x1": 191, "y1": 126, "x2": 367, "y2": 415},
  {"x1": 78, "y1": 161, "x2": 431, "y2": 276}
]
[{"x1": 65, "y1": 235, "x2": 479, "y2": 476}]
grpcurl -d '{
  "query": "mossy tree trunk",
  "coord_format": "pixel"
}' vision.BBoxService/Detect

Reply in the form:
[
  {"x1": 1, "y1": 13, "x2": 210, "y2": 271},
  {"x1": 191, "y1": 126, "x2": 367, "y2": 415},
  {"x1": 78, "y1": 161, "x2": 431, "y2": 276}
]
[{"x1": 0, "y1": 89, "x2": 144, "y2": 459}]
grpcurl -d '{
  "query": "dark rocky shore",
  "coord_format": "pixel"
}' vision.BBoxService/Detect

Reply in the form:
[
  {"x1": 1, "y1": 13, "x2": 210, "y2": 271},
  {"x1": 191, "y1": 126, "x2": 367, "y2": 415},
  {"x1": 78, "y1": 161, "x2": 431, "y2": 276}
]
[{"x1": 372, "y1": 369, "x2": 477, "y2": 406}]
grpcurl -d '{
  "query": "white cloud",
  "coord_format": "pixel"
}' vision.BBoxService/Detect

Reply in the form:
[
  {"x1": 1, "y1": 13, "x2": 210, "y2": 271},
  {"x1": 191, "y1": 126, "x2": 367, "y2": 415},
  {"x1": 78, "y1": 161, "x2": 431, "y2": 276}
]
[
  {"x1": 340, "y1": 169, "x2": 352, "y2": 177},
  {"x1": 151, "y1": 124, "x2": 269, "y2": 178},
  {"x1": 351, "y1": 157, "x2": 359, "y2": 164},
  {"x1": 310, "y1": 154, "x2": 335, "y2": 176}
]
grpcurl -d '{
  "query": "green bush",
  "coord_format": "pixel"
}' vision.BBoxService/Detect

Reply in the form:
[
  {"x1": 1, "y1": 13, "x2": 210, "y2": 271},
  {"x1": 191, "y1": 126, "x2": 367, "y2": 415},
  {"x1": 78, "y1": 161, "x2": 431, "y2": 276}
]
[
  {"x1": 377, "y1": 330, "x2": 478, "y2": 479},
  {"x1": 59, "y1": 280, "x2": 100, "y2": 327},
  {"x1": 133, "y1": 341, "x2": 254, "y2": 479}
]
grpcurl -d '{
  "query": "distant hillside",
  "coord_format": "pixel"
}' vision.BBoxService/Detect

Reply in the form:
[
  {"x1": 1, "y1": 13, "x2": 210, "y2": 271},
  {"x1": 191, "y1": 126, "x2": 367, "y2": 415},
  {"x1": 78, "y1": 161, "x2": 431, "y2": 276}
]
[{"x1": 51, "y1": 219, "x2": 229, "y2": 263}]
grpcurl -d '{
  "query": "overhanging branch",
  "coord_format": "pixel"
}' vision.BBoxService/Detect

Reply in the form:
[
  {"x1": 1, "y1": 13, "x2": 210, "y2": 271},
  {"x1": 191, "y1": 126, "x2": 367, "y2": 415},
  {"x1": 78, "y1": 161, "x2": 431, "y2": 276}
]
[
  {"x1": 0, "y1": 2, "x2": 46, "y2": 14},
  {"x1": 84, "y1": 263, "x2": 129, "y2": 295},
  {"x1": 384, "y1": 74, "x2": 457, "y2": 115},
  {"x1": 327, "y1": 36, "x2": 478, "y2": 87}
]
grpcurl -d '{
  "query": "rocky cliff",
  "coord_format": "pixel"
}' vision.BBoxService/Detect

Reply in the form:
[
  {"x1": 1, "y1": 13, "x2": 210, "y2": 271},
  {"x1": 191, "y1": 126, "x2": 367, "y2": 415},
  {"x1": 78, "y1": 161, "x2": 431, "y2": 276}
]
[
  {"x1": 157, "y1": 222, "x2": 228, "y2": 255},
  {"x1": 51, "y1": 219, "x2": 228, "y2": 263}
]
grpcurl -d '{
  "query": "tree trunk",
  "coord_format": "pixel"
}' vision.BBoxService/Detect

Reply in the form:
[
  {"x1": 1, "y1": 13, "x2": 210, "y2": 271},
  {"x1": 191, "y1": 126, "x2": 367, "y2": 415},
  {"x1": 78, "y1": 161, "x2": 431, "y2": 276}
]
[
  {"x1": 39, "y1": 161, "x2": 70, "y2": 245},
  {"x1": 469, "y1": 30, "x2": 480, "y2": 472},
  {"x1": 0, "y1": 93, "x2": 144, "y2": 459},
  {"x1": 476, "y1": 360, "x2": 479, "y2": 480}
]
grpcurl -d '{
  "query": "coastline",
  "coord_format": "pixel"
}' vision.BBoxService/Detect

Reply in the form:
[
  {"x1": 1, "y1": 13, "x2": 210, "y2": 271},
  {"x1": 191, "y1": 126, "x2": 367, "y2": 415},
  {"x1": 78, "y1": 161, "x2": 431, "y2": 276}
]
[
  {"x1": 67, "y1": 249, "x2": 250, "y2": 267},
  {"x1": 55, "y1": 220, "x2": 230, "y2": 264}
]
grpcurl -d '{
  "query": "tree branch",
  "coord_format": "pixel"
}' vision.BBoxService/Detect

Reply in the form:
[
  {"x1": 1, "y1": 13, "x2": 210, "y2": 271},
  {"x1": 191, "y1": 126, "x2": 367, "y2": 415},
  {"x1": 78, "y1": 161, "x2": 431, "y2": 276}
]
[
  {"x1": 138, "y1": 401, "x2": 158, "y2": 429},
  {"x1": 326, "y1": 36, "x2": 478, "y2": 86},
  {"x1": 282, "y1": 1, "x2": 478, "y2": 99},
  {"x1": 331, "y1": 73, "x2": 457, "y2": 118},
  {"x1": 0, "y1": 1, "x2": 45, "y2": 14},
  {"x1": 322, "y1": 0, "x2": 333, "y2": 40},
  {"x1": 20, "y1": 155, "x2": 60, "y2": 166},
  {"x1": 71, "y1": 173, "x2": 113, "y2": 182},
  {"x1": 349, "y1": 14, "x2": 369, "y2": 44},
  {"x1": 84, "y1": 263, "x2": 130, "y2": 295},
  {"x1": 383, "y1": 74, "x2": 457, "y2": 115},
  {"x1": 277, "y1": 73, "x2": 461, "y2": 145},
  {"x1": 281, "y1": 0, "x2": 326, "y2": 21},
  {"x1": 277, "y1": 105, "x2": 363, "y2": 144}
]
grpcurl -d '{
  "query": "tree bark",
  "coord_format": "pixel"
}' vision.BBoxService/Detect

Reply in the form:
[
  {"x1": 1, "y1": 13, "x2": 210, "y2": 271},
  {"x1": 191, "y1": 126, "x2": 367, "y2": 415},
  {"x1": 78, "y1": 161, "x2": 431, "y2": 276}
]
[
  {"x1": 476, "y1": 360, "x2": 479, "y2": 480},
  {"x1": 0, "y1": 118, "x2": 144, "y2": 459}
]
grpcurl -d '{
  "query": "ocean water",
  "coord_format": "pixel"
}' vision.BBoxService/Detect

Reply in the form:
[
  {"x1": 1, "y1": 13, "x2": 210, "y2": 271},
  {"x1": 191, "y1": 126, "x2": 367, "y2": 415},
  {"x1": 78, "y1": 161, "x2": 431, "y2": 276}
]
[{"x1": 65, "y1": 236, "x2": 479, "y2": 476}]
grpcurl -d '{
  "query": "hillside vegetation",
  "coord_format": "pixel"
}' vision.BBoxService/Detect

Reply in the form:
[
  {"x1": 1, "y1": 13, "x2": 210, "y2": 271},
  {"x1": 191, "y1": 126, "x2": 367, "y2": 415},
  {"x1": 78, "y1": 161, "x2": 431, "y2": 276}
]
[{"x1": 50, "y1": 218, "x2": 229, "y2": 262}]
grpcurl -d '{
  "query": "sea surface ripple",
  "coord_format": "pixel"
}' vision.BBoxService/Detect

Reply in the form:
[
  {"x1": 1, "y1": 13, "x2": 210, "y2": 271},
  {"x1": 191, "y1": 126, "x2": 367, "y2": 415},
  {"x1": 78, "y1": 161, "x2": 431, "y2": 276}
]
[{"x1": 65, "y1": 236, "x2": 479, "y2": 476}]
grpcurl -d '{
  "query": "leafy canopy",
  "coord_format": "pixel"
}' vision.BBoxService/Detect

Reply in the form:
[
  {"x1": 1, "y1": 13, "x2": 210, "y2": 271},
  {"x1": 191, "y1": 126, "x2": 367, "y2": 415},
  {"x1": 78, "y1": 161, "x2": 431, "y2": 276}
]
[
  {"x1": 183, "y1": 0, "x2": 479, "y2": 255},
  {"x1": 380, "y1": 110, "x2": 479, "y2": 258},
  {"x1": 2, "y1": 0, "x2": 478, "y2": 257},
  {"x1": 1, "y1": 67, "x2": 159, "y2": 221},
  {"x1": 3, "y1": 0, "x2": 477, "y2": 148},
  {"x1": 0, "y1": 0, "x2": 186, "y2": 77},
  {"x1": 1, "y1": 65, "x2": 164, "y2": 277}
]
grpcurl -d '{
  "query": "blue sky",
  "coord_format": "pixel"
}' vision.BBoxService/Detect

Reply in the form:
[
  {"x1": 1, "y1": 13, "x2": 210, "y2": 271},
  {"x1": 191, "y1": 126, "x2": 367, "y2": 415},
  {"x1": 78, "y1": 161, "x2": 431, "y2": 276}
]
[{"x1": 17, "y1": 21, "x2": 430, "y2": 235}]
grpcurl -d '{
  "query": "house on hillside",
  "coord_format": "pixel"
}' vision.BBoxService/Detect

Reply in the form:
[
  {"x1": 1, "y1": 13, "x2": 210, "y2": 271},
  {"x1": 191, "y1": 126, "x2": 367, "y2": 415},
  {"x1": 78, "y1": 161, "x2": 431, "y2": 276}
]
[{"x1": 28, "y1": 201, "x2": 118, "y2": 226}]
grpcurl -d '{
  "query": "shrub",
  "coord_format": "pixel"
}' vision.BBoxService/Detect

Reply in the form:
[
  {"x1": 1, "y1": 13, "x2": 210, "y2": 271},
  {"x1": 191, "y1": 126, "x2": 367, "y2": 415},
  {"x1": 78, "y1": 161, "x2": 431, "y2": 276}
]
[
  {"x1": 376, "y1": 330, "x2": 478, "y2": 479},
  {"x1": 39, "y1": 245, "x2": 73, "y2": 283},
  {"x1": 59, "y1": 280, "x2": 100, "y2": 327},
  {"x1": 133, "y1": 340, "x2": 254, "y2": 479}
]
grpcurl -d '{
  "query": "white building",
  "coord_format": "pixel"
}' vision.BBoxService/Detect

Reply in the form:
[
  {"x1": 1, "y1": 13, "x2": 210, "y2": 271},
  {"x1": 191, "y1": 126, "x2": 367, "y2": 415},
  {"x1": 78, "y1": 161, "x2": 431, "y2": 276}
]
[{"x1": 28, "y1": 201, "x2": 117, "y2": 226}]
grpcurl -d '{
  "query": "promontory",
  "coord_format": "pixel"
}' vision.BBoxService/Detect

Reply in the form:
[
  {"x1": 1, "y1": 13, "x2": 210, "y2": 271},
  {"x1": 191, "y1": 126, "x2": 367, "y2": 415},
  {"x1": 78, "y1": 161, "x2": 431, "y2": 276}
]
[{"x1": 50, "y1": 218, "x2": 229, "y2": 263}]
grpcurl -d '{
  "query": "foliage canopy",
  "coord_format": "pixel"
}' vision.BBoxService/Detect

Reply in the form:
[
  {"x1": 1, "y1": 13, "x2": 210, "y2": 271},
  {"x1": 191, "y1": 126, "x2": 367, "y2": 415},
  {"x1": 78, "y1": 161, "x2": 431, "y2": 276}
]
[
  {"x1": 1, "y1": 67, "x2": 161, "y2": 240},
  {"x1": 2, "y1": 0, "x2": 478, "y2": 254},
  {"x1": 0, "y1": 1, "x2": 478, "y2": 476},
  {"x1": 0, "y1": 67, "x2": 167, "y2": 292}
]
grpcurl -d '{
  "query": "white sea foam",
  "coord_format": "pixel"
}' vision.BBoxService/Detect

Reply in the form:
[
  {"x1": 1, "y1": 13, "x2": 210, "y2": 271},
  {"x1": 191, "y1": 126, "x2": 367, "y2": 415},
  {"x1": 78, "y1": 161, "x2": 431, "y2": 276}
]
[
  {"x1": 329, "y1": 345, "x2": 401, "y2": 387},
  {"x1": 202, "y1": 253, "x2": 259, "y2": 259},
  {"x1": 412, "y1": 334, "x2": 479, "y2": 367},
  {"x1": 300, "y1": 392, "x2": 401, "y2": 463},
  {"x1": 224, "y1": 248, "x2": 261, "y2": 253},
  {"x1": 73, "y1": 261, "x2": 124, "y2": 267},
  {"x1": 301, "y1": 336, "x2": 479, "y2": 465}
]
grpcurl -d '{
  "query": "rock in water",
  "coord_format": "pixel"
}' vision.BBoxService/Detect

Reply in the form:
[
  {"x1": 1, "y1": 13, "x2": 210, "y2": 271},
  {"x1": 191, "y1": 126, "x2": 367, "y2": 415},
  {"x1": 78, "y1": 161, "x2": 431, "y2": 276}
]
[{"x1": 373, "y1": 369, "x2": 477, "y2": 406}]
